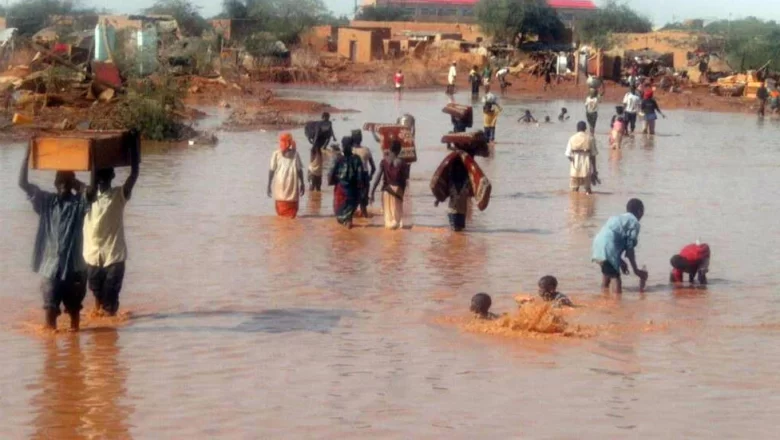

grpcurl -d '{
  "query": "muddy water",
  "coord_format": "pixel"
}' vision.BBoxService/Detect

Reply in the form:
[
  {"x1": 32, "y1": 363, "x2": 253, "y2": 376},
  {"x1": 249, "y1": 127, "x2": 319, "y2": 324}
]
[{"x1": 2, "y1": 90, "x2": 780, "y2": 438}]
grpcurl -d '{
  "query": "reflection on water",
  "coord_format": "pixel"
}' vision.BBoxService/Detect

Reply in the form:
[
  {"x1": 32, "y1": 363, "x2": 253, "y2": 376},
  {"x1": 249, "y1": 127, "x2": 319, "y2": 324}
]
[
  {"x1": 2, "y1": 91, "x2": 780, "y2": 437},
  {"x1": 31, "y1": 331, "x2": 130, "y2": 440}
]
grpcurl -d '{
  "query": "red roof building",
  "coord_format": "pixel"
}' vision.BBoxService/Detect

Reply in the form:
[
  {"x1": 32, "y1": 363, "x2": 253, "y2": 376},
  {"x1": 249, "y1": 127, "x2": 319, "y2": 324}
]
[{"x1": 362, "y1": 0, "x2": 596, "y2": 28}]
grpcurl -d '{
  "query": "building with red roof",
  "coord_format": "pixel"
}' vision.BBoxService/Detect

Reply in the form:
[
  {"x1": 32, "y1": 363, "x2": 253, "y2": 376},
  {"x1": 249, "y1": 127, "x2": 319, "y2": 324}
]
[{"x1": 362, "y1": 0, "x2": 596, "y2": 28}]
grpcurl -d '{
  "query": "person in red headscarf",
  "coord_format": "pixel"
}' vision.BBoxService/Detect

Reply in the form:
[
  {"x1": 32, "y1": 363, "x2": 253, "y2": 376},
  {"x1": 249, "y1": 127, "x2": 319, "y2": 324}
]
[
  {"x1": 640, "y1": 89, "x2": 665, "y2": 135},
  {"x1": 268, "y1": 132, "x2": 305, "y2": 218},
  {"x1": 670, "y1": 243, "x2": 711, "y2": 284}
]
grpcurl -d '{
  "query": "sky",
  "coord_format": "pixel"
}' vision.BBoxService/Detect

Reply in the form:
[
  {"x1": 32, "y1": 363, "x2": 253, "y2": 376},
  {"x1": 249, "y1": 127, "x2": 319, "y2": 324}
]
[{"x1": 86, "y1": 0, "x2": 780, "y2": 26}]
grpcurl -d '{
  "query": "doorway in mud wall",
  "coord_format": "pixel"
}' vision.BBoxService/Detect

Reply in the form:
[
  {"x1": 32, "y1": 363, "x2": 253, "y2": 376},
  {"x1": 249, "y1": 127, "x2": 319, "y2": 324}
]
[{"x1": 349, "y1": 41, "x2": 357, "y2": 62}]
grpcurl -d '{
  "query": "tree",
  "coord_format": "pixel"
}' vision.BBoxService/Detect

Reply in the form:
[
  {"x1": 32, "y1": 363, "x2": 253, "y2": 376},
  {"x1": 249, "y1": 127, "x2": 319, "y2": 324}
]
[
  {"x1": 577, "y1": 0, "x2": 652, "y2": 48},
  {"x1": 355, "y1": 6, "x2": 411, "y2": 22},
  {"x1": 705, "y1": 17, "x2": 780, "y2": 70},
  {"x1": 475, "y1": 0, "x2": 564, "y2": 46},
  {"x1": 5, "y1": 0, "x2": 75, "y2": 35},
  {"x1": 217, "y1": 0, "x2": 332, "y2": 44},
  {"x1": 144, "y1": 0, "x2": 209, "y2": 37}
]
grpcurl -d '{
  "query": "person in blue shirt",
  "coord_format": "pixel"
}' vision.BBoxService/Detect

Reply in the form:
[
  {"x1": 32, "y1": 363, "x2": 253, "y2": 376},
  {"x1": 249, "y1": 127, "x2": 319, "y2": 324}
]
[
  {"x1": 19, "y1": 146, "x2": 89, "y2": 331},
  {"x1": 592, "y1": 199, "x2": 649, "y2": 294}
]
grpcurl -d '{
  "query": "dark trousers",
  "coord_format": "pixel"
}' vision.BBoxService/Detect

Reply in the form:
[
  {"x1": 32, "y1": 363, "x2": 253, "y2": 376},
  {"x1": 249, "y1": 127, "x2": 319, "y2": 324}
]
[
  {"x1": 42, "y1": 272, "x2": 87, "y2": 316},
  {"x1": 586, "y1": 112, "x2": 598, "y2": 132},
  {"x1": 484, "y1": 126, "x2": 496, "y2": 142},
  {"x1": 600, "y1": 261, "x2": 621, "y2": 279},
  {"x1": 88, "y1": 262, "x2": 126, "y2": 315},
  {"x1": 448, "y1": 213, "x2": 466, "y2": 231},
  {"x1": 625, "y1": 112, "x2": 637, "y2": 132}
]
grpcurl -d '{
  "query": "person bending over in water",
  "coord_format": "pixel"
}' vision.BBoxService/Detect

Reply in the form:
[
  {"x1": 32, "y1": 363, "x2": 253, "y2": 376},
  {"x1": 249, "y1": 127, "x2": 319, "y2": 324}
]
[
  {"x1": 470, "y1": 293, "x2": 498, "y2": 319},
  {"x1": 670, "y1": 242, "x2": 711, "y2": 284},
  {"x1": 537, "y1": 276, "x2": 574, "y2": 307},
  {"x1": 558, "y1": 107, "x2": 570, "y2": 122},
  {"x1": 592, "y1": 198, "x2": 649, "y2": 294},
  {"x1": 518, "y1": 110, "x2": 537, "y2": 123},
  {"x1": 19, "y1": 146, "x2": 89, "y2": 331}
]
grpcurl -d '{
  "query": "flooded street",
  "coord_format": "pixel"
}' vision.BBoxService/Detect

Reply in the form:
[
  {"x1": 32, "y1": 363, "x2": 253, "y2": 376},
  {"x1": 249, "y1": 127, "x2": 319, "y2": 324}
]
[{"x1": 1, "y1": 89, "x2": 780, "y2": 438}]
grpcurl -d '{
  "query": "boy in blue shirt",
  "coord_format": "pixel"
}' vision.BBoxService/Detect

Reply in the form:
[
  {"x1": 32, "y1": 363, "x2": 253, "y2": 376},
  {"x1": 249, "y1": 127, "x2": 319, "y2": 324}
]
[{"x1": 592, "y1": 199, "x2": 648, "y2": 294}]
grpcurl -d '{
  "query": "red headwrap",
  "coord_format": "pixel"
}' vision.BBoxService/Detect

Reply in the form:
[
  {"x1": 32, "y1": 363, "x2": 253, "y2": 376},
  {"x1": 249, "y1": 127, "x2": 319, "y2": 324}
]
[
  {"x1": 643, "y1": 90, "x2": 654, "y2": 100},
  {"x1": 279, "y1": 132, "x2": 295, "y2": 151}
]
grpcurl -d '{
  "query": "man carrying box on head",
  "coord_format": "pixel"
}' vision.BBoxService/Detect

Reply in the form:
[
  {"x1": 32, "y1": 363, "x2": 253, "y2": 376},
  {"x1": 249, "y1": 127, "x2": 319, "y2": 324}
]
[
  {"x1": 83, "y1": 139, "x2": 140, "y2": 317},
  {"x1": 19, "y1": 146, "x2": 89, "y2": 331}
]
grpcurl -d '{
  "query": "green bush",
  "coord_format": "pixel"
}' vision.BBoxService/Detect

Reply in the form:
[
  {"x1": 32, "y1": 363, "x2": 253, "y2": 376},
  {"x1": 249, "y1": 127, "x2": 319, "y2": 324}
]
[{"x1": 117, "y1": 76, "x2": 187, "y2": 141}]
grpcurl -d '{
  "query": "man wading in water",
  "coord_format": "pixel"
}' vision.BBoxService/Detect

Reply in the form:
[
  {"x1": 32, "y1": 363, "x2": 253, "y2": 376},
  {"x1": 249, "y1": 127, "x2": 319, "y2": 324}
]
[
  {"x1": 307, "y1": 112, "x2": 336, "y2": 192},
  {"x1": 19, "y1": 146, "x2": 89, "y2": 331},
  {"x1": 351, "y1": 129, "x2": 376, "y2": 218},
  {"x1": 83, "y1": 141, "x2": 140, "y2": 317}
]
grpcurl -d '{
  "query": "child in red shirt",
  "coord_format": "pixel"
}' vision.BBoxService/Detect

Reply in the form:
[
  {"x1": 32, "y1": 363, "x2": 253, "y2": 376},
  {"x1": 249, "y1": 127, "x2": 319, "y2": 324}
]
[
  {"x1": 394, "y1": 70, "x2": 404, "y2": 90},
  {"x1": 670, "y1": 243, "x2": 711, "y2": 284}
]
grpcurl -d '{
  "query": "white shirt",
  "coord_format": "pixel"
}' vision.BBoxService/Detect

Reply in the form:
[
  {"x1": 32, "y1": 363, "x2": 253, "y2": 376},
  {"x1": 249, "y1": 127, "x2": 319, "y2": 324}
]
[
  {"x1": 565, "y1": 132, "x2": 598, "y2": 178},
  {"x1": 83, "y1": 187, "x2": 127, "y2": 267},
  {"x1": 448, "y1": 66, "x2": 457, "y2": 84},
  {"x1": 496, "y1": 68, "x2": 509, "y2": 78},
  {"x1": 585, "y1": 96, "x2": 599, "y2": 114},
  {"x1": 270, "y1": 149, "x2": 303, "y2": 201},
  {"x1": 623, "y1": 92, "x2": 641, "y2": 113}
]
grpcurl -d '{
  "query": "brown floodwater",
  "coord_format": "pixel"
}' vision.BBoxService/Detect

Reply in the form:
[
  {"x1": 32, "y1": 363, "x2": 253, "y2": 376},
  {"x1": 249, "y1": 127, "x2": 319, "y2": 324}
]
[{"x1": 1, "y1": 91, "x2": 780, "y2": 438}]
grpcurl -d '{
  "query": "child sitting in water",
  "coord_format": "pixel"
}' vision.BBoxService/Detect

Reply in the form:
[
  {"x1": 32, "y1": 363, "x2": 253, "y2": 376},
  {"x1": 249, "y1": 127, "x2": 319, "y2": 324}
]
[
  {"x1": 537, "y1": 276, "x2": 574, "y2": 307},
  {"x1": 670, "y1": 242, "x2": 711, "y2": 284},
  {"x1": 470, "y1": 293, "x2": 499, "y2": 319},
  {"x1": 518, "y1": 110, "x2": 538, "y2": 123},
  {"x1": 558, "y1": 107, "x2": 570, "y2": 122},
  {"x1": 517, "y1": 276, "x2": 574, "y2": 307}
]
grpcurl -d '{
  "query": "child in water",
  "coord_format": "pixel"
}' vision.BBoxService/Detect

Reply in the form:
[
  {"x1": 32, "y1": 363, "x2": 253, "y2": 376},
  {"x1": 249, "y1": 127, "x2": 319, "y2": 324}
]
[
  {"x1": 515, "y1": 276, "x2": 574, "y2": 308},
  {"x1": 483, "y1": 102, "x2": 502, "y2": 143},
  {"x1": 670, "y1": 242, "x2": 711, "y2": 284},
  {"x1": 558, "y1": 107, "x2": 570, "y2": 122},
  {"x1": 610, "y1": 116, "x2": 625, "y2": 149},
  {"x1": 518, "y1": 110, "x2": 538, "y2": 123},
  {"x1": 470, "y1": 293, "x2": 498, "y2": 319},
  {"x1": 592, "y1": 198, "x2": 649, "y2": 294},
  {"x1": 537, "y1": 276, "x2": 574, "y2": 307}
]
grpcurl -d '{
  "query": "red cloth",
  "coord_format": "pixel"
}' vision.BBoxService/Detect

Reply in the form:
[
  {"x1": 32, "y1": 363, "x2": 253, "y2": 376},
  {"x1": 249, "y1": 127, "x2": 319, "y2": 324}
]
[
  {"x1": 680, "y1": 243, "x2": 710, "y2": 262},
  {"x1": 53, "y1": 43, "x2": 70, "y2": 55},
  {"x1": 275, "y1": 201, "x2": 298, "y2": 219},
  {"x1": 672, "y1": 243, "x2": 710, "y2": 281},
  {"x1": 394, "y1": 73, "x2": 404, "y2": 86}
]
